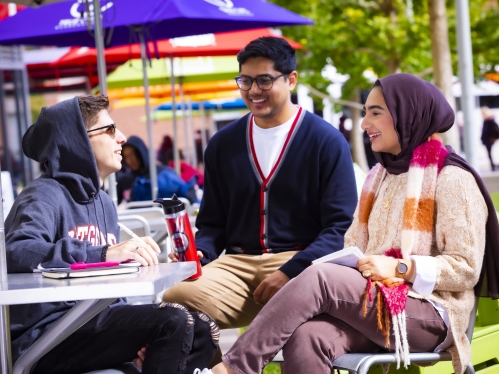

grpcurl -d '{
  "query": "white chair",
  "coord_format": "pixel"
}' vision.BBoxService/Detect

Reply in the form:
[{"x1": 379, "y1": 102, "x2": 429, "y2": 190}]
[
  {"x1": 120, "y1": 200, "x2": 162, "y2": 210},
  {"x1": 118, "y1": 207, "x2": 169, "y2": 263},
  {"x1": 118, "y1": 207, "x2": 168, "y2": 245},
  {"x1": 118, "y1": 215, "x2": 151, "y2": 241},
  {"x1": 1, "y1": 171, "x2": 14, "y2": 218}
]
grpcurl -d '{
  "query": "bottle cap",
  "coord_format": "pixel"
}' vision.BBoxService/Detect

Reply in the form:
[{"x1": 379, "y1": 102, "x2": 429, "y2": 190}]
[{"x1": 154, "y1": 194, "x2": 185, "y2": 214}]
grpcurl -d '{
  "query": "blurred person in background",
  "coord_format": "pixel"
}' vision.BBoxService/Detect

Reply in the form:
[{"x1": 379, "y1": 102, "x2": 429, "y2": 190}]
[
  {"x1": 119, "y1": 136, "x2": 198, "y2": 203},
  {"x1": 480, "y1": 106, "x2": 499, "y2": 171},
  {"x1": 157, "y1": 135, "x2": 204, "y2": 189},
  {"x1": 338, "y1": 114, "x2": 351, "y2": 145},
  {"x1": 157, "y1": 134, "x2": 174, "y2": 166},
  {"x1": 165, "y1": 150, "x2": 204, "y2": 190},
  {"x1": 195, "y1": 129, "x2": 210, "y2": 169}
]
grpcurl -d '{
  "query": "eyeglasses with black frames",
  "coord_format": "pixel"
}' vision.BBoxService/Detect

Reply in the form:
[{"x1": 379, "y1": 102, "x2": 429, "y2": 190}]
[
  {"x1": 235, "y1": 74, "x2": 288, "y2": 91},
  {"x1": 86, "y1": 123, "x2": 117, "y2": 136}
]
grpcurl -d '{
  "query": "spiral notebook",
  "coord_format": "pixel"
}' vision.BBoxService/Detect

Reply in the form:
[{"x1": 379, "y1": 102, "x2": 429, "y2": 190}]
[{"x1": 41, "y1": 265, "x2": 140, "y2": 279}]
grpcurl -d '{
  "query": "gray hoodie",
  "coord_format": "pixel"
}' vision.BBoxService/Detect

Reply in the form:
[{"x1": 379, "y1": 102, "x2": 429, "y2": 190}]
[{"x1": 5, "y1": 97, "x2": 125, "y2": 363}]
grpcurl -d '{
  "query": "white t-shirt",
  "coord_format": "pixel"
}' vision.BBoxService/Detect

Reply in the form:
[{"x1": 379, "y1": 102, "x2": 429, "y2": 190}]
[{"x1": 252, "y1": 109, "x2": 299, "y2": 178}]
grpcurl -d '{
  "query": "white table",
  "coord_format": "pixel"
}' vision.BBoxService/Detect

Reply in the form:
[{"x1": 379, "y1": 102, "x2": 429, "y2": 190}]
[{"x1": 0, "y1": 262, "x2": 196, "y2": 374}]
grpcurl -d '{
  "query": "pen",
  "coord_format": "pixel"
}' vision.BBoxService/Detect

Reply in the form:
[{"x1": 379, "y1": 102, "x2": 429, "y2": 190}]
[
  {"x1": 71, "y1": 261, "x2": 120, "y2": 270},
  {"x1": 117, "y1": 222, "x2": 159, "y2": 257}
]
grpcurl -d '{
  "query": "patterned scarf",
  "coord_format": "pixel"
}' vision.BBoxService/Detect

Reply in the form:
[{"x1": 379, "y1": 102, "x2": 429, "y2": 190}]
[{"x1": 358, "y1": 136, "x2": 449, "y2": 368}]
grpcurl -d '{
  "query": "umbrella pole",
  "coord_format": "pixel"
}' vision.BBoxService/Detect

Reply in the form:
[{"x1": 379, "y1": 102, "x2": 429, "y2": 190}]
[
  {"x1": 179, "y1": 78, "x2": 190, "y2": 166},
  {"x1": 200, "y1": 102, "x2": 208, "y2": 156},
  {"x1": 187, "y1": 97, "x2": 197, "y2": 168},
  {"x1": 92, "y1": 0, "x2": 118, "y2": 206},
  {"x1": 170, "y1": 55, "x2": 180, "y2": 175},
  {"x1": 0, "y1": 168, "x2": 13, "y2": 374},
  {"x1": 138, "y1": 28, "x2": 158, "y2": 201},
  {"x1": 209, "y1": 109, "x2": 217, "y2": 136}
]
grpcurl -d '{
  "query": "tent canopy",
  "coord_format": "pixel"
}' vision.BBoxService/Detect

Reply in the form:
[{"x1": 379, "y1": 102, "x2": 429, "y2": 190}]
[
  {"x1": 106, "y1": 56, "x2": 239, "y2": 89},
  {"x1": 52, "y1": 28, "x2": 302, "y2": 66},
  {"x1": 452, "y1": 80, "x2": 499, "y2": 97},
  {"x1": 107, "y1": 80, "x2": 238, "y2": 100}
]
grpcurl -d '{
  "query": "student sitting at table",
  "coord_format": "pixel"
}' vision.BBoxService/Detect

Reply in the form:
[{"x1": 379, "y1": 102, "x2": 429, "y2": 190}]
[{"x1": 5, "y1": 95, "x2": 218, "y2": 374}]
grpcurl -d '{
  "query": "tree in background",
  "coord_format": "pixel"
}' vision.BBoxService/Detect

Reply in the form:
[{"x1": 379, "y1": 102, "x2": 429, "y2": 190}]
[
  {"x1": 270, "y1": 0, "x2": 499, "y2": 165},
  {"x1": 465, "y1": 0, "x2": 499, "y2": 79}
]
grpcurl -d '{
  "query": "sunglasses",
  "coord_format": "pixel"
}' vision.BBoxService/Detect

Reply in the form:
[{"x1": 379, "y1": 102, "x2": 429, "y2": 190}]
[{"x1": 86, "y1": 123, "x2": 117, "y2": 136}]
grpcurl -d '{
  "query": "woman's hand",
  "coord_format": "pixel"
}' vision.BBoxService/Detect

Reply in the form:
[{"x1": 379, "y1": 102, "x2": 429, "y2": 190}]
[
  {"x1": 106, "y1": 237, "x2": 160, "y2": 266},
  {"x1": 356, "y1": 255, "x2": 400, "y2": 281}
]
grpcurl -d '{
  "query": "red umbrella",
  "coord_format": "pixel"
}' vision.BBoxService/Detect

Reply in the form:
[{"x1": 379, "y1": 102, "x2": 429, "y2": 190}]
[{"x1": 51, "y1": 28, "x2": 301, "y2": 67}]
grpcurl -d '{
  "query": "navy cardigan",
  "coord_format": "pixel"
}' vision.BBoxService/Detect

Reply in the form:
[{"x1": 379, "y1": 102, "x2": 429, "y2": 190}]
[{"x1": 195, "y1": 109, "x2": 358, "y2": 279}]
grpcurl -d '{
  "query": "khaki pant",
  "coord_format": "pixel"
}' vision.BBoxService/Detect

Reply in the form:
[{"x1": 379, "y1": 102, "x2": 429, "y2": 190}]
[{"x1": 162, "y1": 251, "x2": 297, "y2": 329}]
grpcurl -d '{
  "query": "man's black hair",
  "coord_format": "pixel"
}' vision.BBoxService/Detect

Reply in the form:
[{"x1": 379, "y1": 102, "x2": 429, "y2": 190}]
[{"x1": 237, "y1": 37, "x2": 296, "y2": 74}]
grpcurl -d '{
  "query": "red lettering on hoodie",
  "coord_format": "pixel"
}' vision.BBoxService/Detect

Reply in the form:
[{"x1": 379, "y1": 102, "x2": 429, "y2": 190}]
[{"x1": 69, "y1": 225, "x2": 117, "y2": 246}]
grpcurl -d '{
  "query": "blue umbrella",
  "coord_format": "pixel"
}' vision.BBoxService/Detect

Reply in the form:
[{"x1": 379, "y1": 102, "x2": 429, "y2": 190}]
[
  {"x1": 156, "y1": 97, "x2": 248, "y2": 111},
  {"x1": 0, "y1": 0, "x2": 312, "y2": 47}
]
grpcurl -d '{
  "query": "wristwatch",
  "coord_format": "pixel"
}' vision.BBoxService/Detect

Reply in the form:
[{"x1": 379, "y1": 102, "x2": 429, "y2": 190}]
[{"x1": 396, "y1": 259, "x2": 408, "y2": 278}]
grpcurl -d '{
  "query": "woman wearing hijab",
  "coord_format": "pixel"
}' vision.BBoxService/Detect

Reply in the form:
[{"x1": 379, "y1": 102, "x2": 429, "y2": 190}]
[{"x1": 194, "y1": 74, "x2": 499, "y2": 374}]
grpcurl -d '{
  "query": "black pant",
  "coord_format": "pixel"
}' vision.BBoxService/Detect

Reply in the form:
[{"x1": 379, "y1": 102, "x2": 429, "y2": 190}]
[
  {"x1": 33, "y1": 303, "x2": 218, "y2": 374},
  {"x1": 485, "y1": 142, "x2": 496, "y2": 170}
]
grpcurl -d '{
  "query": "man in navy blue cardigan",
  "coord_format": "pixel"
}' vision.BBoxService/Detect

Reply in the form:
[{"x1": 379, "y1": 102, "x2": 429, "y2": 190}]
[{"x1": 163, "y1": 37, "x2": 357, "y2": 362}]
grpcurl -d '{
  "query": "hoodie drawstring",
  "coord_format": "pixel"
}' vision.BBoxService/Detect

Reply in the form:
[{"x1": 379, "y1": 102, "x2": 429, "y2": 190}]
[
  {"x1": 98, "y1": 192, "x2": 110, "y2": 246},
  {"x1": 91, "y1": 192, "x2": 102, "y2": 246}
]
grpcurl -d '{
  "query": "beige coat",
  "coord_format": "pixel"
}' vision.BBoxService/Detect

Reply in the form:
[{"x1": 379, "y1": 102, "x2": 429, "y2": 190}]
[{"x1": 344, "y1": 165, "x2": 487, "y2": 374}]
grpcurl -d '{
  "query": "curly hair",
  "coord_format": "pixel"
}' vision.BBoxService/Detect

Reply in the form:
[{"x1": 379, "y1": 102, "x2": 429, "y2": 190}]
[{"x1": 77, "y1": 95, "x2": 109, "y2": 129}]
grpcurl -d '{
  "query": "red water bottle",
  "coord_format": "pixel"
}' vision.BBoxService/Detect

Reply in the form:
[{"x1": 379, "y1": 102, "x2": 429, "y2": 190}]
[{"x1": 154, "y1": 195, "x2": 202, "y2": 280}]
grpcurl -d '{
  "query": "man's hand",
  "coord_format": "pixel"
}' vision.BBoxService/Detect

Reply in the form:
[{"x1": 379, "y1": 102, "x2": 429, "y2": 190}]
[
  {"x1": 168, "y1": 251, "x2": 204, "y2": 262},
  {"x1": 132, "y1": 345, "x2": 147, "y2": 370},
  {"x1": 253, "y1": 270, "x2": 290, "y2": 304},
  {"x1": 106, "y1": 236, "x2": 160, "y2": 266}
]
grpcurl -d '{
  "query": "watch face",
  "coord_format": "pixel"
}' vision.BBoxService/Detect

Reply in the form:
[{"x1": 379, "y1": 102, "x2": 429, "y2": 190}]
[{"x1": 397, "y1": 262, "x2": 408, "y2": 274}]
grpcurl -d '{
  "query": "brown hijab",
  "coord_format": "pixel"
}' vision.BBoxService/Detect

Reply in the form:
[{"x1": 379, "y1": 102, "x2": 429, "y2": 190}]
[
  {"x1": 373, "y1": 73, "x2": 455, "y2": 174},
  {"x1": 372, "y1": 73, "x2": 499, "y2": 299}
]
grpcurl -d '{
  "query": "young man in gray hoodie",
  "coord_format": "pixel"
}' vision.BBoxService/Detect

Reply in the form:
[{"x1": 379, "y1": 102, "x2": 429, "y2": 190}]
[{"x1": 5, "y1": 95, "x2": 218, "y2": 374}]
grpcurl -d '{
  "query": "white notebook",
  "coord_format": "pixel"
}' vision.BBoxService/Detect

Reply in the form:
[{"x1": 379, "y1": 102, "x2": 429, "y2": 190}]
[
  {"x1": 312, "y1": 246, "x2": 365, "y2": 268},
  {"x1": 41, "y1": 265, "x2": 140, "y2": 279}
]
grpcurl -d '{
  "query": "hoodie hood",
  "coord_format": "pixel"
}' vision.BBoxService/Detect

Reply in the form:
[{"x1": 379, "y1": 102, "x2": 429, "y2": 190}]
[
  {"x1": 22, "y1": 96, "x2": 101, "y2": 202},
  {"x1": 123, "y1": 135, "x2": 152, "y2": 176}
]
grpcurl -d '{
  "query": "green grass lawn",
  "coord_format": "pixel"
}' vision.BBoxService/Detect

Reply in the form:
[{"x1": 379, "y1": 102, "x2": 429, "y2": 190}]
[{"x1": 263, "y1": 363, "x2": 281, "y2": 374}]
